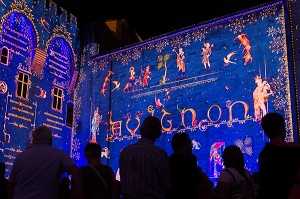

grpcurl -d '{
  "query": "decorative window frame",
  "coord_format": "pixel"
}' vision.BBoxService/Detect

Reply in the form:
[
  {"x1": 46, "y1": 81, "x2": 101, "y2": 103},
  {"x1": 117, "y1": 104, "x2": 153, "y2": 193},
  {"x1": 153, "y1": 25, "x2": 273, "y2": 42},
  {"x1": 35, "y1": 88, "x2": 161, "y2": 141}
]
[
  {"x1": 15, "y1": 70, "x2": 31, "y2": 101},
  {"x1": 51, "y1": 85, "x2": 64, "y2": 112}
]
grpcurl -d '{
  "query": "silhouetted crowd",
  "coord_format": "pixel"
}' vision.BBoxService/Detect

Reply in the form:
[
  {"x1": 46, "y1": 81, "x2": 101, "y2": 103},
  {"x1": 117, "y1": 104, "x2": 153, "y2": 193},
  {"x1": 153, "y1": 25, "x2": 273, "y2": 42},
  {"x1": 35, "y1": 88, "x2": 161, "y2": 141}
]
[{"x1": 1, "y1": 112, "x2": 300, "y2": 199}]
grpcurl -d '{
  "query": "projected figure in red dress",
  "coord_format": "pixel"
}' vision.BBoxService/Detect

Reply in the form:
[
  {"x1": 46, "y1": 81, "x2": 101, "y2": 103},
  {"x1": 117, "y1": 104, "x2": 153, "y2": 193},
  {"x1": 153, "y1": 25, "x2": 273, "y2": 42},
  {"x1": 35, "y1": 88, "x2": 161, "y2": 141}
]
[
  {"x1": 201, "y1": 42, "x2": 214, "y2": 73},
  {"x1": 142, "y1": 65, "x2": 151, "y2": 88},
  {"x1": 253, "y1": 75, "x2": 273, "y2": 121}
]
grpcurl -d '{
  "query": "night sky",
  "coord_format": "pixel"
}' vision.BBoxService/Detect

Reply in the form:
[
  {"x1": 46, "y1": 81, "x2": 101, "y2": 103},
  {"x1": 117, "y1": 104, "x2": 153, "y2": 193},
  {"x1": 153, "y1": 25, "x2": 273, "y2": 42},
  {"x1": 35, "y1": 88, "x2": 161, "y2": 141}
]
[{"x1": 53, "y1": 0, "x2": 275, "y2": 40}]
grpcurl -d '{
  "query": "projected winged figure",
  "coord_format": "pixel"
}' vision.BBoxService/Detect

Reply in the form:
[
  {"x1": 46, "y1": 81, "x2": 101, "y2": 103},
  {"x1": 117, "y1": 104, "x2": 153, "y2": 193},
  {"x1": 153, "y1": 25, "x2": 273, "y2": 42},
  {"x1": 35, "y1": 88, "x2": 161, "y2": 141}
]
[{"x1": 224, "y1": 51, "x2": 237, "y2": 66}]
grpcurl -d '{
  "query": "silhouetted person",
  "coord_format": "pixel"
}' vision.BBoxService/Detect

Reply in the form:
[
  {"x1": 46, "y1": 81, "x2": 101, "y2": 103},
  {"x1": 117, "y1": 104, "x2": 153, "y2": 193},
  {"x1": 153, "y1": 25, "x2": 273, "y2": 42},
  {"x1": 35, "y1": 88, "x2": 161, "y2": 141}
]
[
  {"x1": 215, "y1": 145, "x2": 253, "y2": 199},
  {"x1": 119, "y1": 116, "x2": 172, "y2": 199},
  {"x1": 251, "y1": 172, "x2": 260, "y2": 199},
  {"x1": 7, "y1": 126, "x2": 84, "y2": 199},
  {"x1": 0, "y1": 162, "x2": 8, "y2": 199},
  {"x1": 168, "y1": 132, "x2": 214, "y2": 199},
  {"x1": 259, "y1": 112, "x2": 300, "y2": 199},
  {"x1": 80, "y1": 142, "x2": 117, "y2": 199},
  {"x1": 57, "y1": 176, "x2": 71, "y2": 199}
]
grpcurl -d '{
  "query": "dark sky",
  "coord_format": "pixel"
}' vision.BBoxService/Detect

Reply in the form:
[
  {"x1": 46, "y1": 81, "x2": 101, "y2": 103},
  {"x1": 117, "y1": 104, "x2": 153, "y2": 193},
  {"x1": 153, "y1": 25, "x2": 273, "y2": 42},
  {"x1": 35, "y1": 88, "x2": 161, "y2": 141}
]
[{"x1": 54, "y1": 0, "x2": 275, "y2": 40}]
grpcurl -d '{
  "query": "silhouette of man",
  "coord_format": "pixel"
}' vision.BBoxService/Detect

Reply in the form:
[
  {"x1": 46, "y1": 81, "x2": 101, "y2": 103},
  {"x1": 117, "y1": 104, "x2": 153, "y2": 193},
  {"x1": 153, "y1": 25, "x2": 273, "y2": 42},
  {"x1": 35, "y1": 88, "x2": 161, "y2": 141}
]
[
  {"x1": 80, "y1": 142, "x2": 117, "y2": 199},
  {"x1": 259, "y1": 112, "x2": 300, "y2": 199},
  {"x1": 168, "y1": 132, "x2": 214, "y2": 199},
  {"x1": 7, "y1": 126, "x2": 84, "y2": 199},
  {"x1": 119, "y1": 116, "x2": 172, "y2": 199}
]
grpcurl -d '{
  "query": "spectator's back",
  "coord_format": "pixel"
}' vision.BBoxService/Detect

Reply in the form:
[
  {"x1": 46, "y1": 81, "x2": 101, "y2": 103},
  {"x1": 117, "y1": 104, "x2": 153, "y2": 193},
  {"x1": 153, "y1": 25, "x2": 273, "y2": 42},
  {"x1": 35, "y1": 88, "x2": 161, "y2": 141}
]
[
  {"x1": 119, "y1": 116, "x2": 172, "y2": 199},
  {"x1": 215, "y1": 145, "x2": 253, "y2": 199},
  {"x1": 258, "y1": 112, "x2": 300, "y2": 199},
  {"x1": 80, "y1": 142, "x2": 116, "y2": 199},
  {"x1": 7, "y1": 126, "x2": 84, "y2": 199}
]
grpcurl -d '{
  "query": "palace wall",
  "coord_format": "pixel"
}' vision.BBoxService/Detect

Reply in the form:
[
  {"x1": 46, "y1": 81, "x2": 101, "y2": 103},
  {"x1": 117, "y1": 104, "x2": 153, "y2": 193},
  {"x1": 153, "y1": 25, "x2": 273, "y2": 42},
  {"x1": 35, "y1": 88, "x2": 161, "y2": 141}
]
[
  {"x1": 75, "y1": 1, "x2": 297, "y2": 183},
  {"x1": 0, "y1": 0, "x2": 80, "y2": 176}
]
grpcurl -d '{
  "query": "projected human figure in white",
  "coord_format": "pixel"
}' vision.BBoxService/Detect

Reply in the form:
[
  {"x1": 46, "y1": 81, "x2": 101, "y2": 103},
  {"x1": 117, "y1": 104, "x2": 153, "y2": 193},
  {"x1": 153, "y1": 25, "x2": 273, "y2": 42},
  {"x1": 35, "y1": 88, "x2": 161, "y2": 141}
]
[{"x1": 253, "y1": 76, "x2": 273, "y2": 121}]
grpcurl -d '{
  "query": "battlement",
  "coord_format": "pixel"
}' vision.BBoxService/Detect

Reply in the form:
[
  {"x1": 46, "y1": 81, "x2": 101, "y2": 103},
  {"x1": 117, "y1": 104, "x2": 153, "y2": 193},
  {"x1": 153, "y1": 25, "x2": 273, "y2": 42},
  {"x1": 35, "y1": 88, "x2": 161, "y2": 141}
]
[{"x1": 31, "y1": 0, "x2": 77, "y2": 27}]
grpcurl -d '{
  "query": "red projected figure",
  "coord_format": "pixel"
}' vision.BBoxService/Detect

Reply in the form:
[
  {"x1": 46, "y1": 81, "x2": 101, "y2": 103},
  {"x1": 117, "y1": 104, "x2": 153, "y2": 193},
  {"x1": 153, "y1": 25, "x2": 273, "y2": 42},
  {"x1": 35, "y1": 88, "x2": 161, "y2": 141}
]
[
  {"x1": 234, "y1": 33, "x2": 252, "y2": 65},
  {"x1": 142, "y1": 65, "x2": 151, "y2": 88},
  {"x1": 253, "y1": 75, "x2": 273, "y2": 121},
  {"x1": 201, "y1": 42, "x2": 214, "y2": 73},
  {"x1": 101, "y1": 70, "x2": 114, "y2": 96}
]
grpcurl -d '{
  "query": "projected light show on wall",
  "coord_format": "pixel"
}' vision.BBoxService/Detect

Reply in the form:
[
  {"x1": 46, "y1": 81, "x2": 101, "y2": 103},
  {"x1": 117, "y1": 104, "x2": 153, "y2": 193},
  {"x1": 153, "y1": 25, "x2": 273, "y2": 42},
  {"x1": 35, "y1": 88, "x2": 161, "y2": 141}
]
[
  {"x1": 0, "y1": 0, "x2": 79, "y2": 177},
  {"x1": 73, "y1": 1, "x2": 297, "y2": 182}
]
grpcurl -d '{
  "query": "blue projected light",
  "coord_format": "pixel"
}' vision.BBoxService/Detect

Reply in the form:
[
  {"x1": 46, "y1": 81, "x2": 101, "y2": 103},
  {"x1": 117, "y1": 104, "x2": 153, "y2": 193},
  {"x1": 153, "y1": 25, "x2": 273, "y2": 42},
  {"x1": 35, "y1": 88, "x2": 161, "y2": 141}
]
[{"x1": 74, "y1": 1, "x2": 295, "y2": 185}]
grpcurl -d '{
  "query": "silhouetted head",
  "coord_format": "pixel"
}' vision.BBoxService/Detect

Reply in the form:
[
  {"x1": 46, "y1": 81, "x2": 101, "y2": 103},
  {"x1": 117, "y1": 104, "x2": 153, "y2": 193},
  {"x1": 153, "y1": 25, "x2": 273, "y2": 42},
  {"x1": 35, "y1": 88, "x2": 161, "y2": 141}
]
[
  {"x1": 140, "y1": 116, "x2": 162, "y2": 142},
  {"x1": 84, "y1": 142, "x2": 102, "y2": 162},
  {"x1": 222, "y1": 145, "x2": 245, "y2": 171},
  {"x1": 171, "y1": 132, "x2": 192, "y2": 156},
  {"x1": 32, "y1": 126, "x2": 52, "y2": 145},
  {"x1": 261, "y1": 112, "x2": 285, "y2": 140}
]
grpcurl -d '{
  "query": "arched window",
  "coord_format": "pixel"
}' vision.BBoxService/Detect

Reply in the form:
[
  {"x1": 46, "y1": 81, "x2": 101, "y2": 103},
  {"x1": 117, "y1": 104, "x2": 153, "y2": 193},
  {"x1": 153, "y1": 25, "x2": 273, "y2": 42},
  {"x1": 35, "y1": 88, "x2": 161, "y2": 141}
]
[
  {"x1": 16, "y1": 71, "x2": 31, "y2": 99},
  {"x1": 1, "y1": 46, "x2": 9, "y2": 65}
]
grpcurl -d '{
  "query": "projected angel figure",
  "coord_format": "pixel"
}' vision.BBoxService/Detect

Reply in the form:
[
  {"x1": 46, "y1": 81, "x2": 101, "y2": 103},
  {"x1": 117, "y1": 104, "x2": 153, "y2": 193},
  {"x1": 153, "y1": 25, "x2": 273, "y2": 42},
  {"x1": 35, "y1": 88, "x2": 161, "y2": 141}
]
[
  {"x1": 174, "y1": 47, "x2": 186, "y2": 80},
  {"x1": 210, "y1": 142, "x2": 225, "y2": 177},
  {"x1": 40, "y1": 14, "x2": 50, "y2": 33},
  {"x1": 201, "y1": 42, "x2": 214, "y2": 72},
  {"x1": 142, "y1": 65, "x2": 151, "y2": 88},
  {"x1": 253, "y1": 75, "x2": 273, "y2": 121},
  {"x1": 90, "y1": 107, "x2": 103, "y2": 143}
]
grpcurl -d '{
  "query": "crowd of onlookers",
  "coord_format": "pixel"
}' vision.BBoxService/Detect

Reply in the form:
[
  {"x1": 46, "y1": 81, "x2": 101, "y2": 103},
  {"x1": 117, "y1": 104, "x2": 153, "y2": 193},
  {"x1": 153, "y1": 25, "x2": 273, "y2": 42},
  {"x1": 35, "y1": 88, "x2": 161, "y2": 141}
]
[{"x1": 1, "y1": 112, "x2": 300, "y2": 199}]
